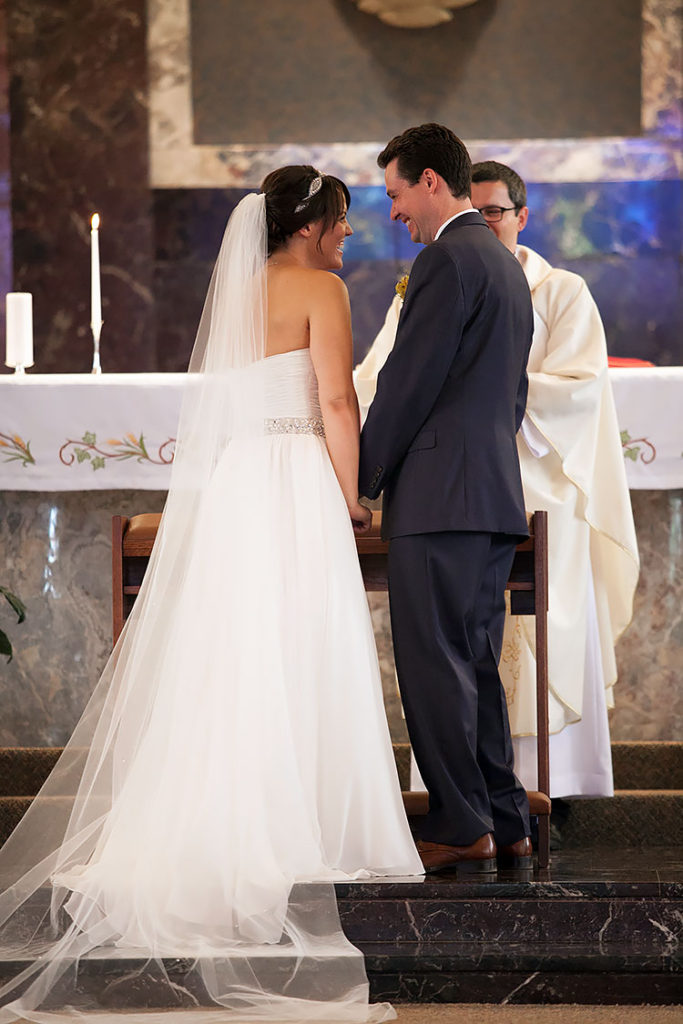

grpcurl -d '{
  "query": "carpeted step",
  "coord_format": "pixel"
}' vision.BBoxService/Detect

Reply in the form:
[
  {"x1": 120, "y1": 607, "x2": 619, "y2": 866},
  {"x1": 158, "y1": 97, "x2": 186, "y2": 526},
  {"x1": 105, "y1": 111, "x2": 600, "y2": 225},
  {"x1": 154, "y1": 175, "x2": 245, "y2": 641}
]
[
  {"x1": 0, "y1": 795, "x2": 86, "y2": 848},
  {"x1": 2, "y1": 749, "x2": 682, "y2": 851},
  {"x1": 563, "y1": 791, "x2": 683, "y2": 847},
  {"x1": 0, "y1": 747, "x2": 62, "y2": 797},
  {"x1": 611, "y1": 742, "x2": 683, "y2": 790},
  {"x1": 393, "y1": 741, "x2": 683, "y2": 794},
  {"x1": 0, "y1": 796, "x2": 32, "y2": 843},
  {"x1": 2, "y1": 742, "x2": 681, "y2": 798}
]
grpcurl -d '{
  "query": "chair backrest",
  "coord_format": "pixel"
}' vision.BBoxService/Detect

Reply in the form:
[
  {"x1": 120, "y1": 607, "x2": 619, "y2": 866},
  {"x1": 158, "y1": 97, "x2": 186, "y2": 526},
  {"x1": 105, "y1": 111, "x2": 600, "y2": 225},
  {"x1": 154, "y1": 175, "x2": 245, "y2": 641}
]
[
  {"x1": 509, "y1": 512, "x2": 549, "y2": 798},
  {"x1": 111, "y1": 514, "x2": 161, "y2": 645}
]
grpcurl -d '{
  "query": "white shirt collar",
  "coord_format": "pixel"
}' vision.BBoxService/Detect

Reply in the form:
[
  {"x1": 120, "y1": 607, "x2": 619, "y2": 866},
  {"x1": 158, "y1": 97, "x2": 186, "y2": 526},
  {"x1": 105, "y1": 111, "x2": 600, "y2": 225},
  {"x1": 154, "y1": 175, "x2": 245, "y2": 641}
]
[{"x1": 434, "y1": 208, "x2": 475, "y2": 240}]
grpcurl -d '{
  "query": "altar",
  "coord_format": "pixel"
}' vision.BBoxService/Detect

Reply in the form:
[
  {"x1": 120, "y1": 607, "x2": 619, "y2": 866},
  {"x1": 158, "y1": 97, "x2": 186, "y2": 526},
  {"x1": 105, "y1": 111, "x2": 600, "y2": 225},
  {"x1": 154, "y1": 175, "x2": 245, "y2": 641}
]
[
  {"x1": 0, "y1": 367, "x2": 681, "y2": 750},
  {"x1": 1, "y1": 367, "x2": 682, "y2": 491}
]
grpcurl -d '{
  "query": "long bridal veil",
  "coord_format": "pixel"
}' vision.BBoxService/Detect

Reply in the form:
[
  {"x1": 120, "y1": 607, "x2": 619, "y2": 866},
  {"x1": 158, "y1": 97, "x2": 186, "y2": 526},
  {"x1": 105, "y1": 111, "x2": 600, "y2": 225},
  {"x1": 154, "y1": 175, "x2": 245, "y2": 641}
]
[{"x1": 0, "y1": 193, "x2": 396, "y2": 1022}]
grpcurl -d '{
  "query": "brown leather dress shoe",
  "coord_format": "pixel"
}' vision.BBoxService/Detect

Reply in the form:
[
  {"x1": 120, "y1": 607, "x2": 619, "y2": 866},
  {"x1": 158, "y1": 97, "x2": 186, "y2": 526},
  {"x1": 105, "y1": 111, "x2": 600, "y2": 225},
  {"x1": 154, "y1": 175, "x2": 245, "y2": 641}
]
[
  {"x1": 416, "y1": 833, "x2": 497, "y2": 874},
  {"x1": 497, "y1": 836, "x2": 533, "y2": 868}
]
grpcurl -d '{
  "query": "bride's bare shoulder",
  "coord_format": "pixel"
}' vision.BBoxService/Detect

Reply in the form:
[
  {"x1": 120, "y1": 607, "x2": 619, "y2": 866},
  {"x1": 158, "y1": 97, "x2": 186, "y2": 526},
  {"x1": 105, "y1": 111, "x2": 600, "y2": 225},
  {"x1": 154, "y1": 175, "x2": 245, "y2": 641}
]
[{"x1": 271, "y1": 265, "x2": 347, "y2": 296}]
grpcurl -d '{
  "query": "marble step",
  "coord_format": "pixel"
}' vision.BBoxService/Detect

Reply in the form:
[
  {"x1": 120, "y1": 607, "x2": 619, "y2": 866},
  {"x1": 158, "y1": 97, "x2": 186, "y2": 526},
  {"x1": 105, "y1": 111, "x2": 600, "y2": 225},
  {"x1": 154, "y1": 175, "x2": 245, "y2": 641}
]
[
  {"x1": 0, "y1": 944, "x2": 678, "y2": 1008},
  {"x1": 363, "y1": 945, "x2": 681, "y2": 1005},
  {"x1": 339, "y1": 858, "x2": 683, "y2": 1004},
  {"x1": 336, "y1": 878, "x2": 683, "y2": 946},
  {"x1": 0, "y1": 851, "x2": 679, "y2": 1008}
]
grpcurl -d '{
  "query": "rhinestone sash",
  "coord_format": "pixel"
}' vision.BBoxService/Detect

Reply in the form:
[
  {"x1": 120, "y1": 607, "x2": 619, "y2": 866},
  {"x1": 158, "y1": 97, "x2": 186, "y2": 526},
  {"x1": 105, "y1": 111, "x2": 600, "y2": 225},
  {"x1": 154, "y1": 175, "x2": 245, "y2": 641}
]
[{"x1": 264, "y1": 416, "x2": 325, "y2": 437}]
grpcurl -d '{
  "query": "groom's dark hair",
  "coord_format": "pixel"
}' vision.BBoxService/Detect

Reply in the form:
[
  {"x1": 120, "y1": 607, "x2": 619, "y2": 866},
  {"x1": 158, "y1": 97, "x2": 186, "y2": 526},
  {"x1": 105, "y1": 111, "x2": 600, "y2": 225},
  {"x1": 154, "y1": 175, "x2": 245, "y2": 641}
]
[{"x1": 377, "y1": 124, "x2": 471, "y2": 199}]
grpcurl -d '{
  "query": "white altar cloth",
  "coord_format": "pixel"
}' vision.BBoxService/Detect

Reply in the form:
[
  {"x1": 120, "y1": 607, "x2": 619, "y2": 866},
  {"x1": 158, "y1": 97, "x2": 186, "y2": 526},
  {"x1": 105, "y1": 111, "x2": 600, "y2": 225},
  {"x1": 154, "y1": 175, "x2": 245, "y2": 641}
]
[
  {"x1": 0, "y1": 373, "x2": 186, "y2": 491},
  {"x1": 1, "y1": 368, "x2": 681, "y2": 491}
]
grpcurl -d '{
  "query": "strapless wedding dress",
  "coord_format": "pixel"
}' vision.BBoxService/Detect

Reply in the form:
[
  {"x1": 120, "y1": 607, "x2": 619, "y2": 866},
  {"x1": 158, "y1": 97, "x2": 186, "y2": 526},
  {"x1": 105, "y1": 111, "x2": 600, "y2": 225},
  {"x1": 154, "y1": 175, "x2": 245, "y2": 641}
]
[
  {"x1": 56, "y1": 348, "x2": 421, "y2": 941},
  {"x1": 0, "y1": 349, "x2": 422, "y2": 1022}
]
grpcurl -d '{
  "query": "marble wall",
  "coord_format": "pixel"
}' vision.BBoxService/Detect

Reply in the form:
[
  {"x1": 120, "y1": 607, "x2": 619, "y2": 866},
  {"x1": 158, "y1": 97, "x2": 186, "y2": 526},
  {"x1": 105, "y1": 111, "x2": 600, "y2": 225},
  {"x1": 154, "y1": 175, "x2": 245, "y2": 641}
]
[
  {"x1": 149, "y1": 0, "x2": 682, "y2": 368},
  {"x1": 0, "y1": 0, "x2": 679, "y2": 371},
  {"x1": 153, "y1": 177, "x2": 683, "y2": 373},
  {"x1": 609, "y1": 490, "x2": 683, "y2": 742},
  {"x1": 0, "y1": 488, "x2": 680, "y2": 748},
  {"x1": 190, "y1": 0, "x2": 642, "y2": 144},
  {"x1": 0, "y1": 490, "x2": 167, "y2": 746},
  {"x1": 2, "y1": 0, "x2": 154, "y2": 374}
]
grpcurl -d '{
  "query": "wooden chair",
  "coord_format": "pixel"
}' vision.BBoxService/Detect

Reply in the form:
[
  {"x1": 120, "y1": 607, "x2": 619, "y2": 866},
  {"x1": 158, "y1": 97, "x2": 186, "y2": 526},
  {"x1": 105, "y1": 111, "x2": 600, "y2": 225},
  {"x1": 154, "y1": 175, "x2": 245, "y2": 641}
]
[{"x1": 112, "y1": 509, "x2": 551, "y2": 868}]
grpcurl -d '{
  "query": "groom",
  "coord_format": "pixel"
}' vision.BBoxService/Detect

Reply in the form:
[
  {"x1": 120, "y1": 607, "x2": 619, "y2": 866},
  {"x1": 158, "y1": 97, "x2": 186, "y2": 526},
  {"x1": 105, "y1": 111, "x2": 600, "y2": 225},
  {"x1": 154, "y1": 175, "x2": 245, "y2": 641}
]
[{"x1": 359, "y1": 124, "x2": 533, "y2": 873}]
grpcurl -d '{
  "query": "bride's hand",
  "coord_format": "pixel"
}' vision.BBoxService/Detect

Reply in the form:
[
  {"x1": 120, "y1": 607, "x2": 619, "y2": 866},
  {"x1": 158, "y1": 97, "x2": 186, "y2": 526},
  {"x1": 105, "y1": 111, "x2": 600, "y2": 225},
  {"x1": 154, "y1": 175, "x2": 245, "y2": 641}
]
[{"x1": 349, "y1": 500, "x2": 372, "y2": 535}]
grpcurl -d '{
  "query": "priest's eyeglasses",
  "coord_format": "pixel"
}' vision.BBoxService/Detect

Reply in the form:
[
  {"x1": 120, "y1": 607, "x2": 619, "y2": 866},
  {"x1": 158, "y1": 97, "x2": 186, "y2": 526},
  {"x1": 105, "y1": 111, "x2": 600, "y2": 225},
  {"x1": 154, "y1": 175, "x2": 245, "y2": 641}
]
[{"x1": 476, "y1": 205, "x2": 519, "y2": 222}]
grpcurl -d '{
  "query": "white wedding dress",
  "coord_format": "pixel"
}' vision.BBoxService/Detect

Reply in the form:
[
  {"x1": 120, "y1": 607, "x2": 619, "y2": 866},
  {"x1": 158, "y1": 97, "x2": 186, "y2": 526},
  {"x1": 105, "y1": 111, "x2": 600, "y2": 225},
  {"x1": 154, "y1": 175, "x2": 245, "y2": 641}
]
[
  {"x1": 0, "y1": 345, "x2": 422, "y2": 1023},
  {"x1": 58, "y1": 348, "x2": 421, "y2": 937}
]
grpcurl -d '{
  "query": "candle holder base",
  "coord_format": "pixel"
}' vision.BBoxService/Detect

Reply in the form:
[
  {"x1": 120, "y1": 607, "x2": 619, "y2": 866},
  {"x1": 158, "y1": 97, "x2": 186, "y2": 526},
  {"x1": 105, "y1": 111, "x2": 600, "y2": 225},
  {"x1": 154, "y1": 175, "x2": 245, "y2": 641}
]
[
  {"x1": 91, "y1": 320, "x2": 103, "y2": 375},
  {"x1": 13, "y1": 364, "x2": 26, "y2": 375}
]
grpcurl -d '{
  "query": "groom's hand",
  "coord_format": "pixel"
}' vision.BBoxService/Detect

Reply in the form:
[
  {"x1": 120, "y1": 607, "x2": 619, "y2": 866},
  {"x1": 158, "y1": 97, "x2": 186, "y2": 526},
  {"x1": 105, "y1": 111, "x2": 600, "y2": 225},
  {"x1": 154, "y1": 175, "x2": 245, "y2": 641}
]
[{"x1": 349, "y1": 500, "x2": 372, "y2": 535}]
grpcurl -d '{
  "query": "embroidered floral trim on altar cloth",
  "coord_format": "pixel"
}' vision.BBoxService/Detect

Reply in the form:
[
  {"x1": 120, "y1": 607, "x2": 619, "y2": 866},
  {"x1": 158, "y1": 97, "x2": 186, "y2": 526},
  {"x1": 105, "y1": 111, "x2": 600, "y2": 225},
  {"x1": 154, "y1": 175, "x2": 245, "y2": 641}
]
[
  {"x1": 264, "y1": 417, "x2": 325, "y2": 437},
  {"x1": 60, "y1": 432, "x2": 176, "y2": 472},
  {"x1": 0, "y1": 368, "x2": 678, "y2": 491},
  {"x1": 0, "y1": 432, "x2": 35, "y2": 468},
  {"x1": 621, "y1": 429, "x2": 656, "y2": 464}
]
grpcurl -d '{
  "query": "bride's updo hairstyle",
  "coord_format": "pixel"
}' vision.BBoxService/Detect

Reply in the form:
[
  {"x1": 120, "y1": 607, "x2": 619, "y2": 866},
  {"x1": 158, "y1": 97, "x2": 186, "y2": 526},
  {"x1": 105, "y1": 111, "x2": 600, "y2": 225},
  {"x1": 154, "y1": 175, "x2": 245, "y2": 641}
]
[{"x1": 261, "y1": 164, "x2": 351, "y2": 257}]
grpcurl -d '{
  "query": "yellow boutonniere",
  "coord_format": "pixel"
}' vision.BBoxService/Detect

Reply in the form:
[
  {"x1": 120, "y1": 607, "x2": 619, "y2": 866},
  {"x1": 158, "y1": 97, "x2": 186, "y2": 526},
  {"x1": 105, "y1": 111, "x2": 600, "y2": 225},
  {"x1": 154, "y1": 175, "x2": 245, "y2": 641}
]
[{"x1": 395, "y1": 274, "x2": 409, "y2": 301}]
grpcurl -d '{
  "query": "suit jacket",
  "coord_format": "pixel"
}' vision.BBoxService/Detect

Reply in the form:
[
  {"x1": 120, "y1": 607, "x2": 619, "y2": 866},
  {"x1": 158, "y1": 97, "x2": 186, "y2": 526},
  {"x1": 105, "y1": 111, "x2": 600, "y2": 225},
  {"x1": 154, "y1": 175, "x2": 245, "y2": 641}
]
[{"x1": 359, "y1": 211, "x2": 534, "y2": 540}]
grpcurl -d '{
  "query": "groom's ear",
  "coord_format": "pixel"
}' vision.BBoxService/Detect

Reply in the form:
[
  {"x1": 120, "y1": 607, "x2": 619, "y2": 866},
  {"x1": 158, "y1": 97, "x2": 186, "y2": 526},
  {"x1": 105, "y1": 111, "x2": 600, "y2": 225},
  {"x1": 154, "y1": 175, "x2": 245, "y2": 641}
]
[{"x1": 421, "y1": 168, "x2": 438, "y2": 194}]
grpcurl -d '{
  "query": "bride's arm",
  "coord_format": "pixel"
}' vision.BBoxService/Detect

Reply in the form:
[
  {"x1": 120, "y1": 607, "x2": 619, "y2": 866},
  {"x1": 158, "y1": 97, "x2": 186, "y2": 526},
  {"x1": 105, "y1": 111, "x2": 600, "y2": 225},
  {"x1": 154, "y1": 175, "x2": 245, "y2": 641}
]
[{"x1": 309, "y1": 272, "x2": 371, "y2": 533}]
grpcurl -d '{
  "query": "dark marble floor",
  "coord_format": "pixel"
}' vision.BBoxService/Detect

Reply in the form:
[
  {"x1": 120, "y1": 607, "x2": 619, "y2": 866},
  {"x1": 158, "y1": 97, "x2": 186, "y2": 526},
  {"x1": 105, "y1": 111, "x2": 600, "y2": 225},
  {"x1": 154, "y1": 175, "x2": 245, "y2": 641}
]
[
  {"x1": 334, "y1": 848, "x2": 682, "y2": 1005},
  {"x1": 0, "y1": 849, "x2": 680, "y2": 1008}
]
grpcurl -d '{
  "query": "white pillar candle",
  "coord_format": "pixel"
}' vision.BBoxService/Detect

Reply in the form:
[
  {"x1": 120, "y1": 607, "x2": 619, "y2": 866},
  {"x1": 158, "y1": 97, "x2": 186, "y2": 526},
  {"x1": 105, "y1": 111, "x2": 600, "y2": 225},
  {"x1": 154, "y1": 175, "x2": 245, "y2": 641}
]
[
  {"x1": 5, "y1": 292, "x2": 34, "y2": 369},
  {"x1": 91, "y1": 213, "x2": 102, "y2": 333}
]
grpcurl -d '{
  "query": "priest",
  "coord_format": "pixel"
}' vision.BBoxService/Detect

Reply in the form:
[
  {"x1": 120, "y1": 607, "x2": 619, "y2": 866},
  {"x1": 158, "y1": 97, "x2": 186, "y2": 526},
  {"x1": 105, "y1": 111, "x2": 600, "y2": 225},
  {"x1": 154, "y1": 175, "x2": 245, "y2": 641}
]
[{"x1": 355, "y1": 160, "x2": 639, "y2": 805}]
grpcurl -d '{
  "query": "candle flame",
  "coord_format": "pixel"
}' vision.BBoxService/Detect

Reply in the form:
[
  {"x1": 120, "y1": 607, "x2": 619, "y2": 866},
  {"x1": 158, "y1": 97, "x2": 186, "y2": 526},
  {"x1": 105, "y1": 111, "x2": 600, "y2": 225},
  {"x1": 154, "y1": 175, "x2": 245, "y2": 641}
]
[{"x1": 91, "y1": 213, "x2": 100, "y2": 230}]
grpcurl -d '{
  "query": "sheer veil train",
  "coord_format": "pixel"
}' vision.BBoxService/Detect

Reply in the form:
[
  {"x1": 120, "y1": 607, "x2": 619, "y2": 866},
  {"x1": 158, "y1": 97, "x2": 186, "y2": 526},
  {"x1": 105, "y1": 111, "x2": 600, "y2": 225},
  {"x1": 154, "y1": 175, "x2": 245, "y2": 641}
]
[{"x1": 0, "y1": 191, "x2": 411, "y2": 1022}]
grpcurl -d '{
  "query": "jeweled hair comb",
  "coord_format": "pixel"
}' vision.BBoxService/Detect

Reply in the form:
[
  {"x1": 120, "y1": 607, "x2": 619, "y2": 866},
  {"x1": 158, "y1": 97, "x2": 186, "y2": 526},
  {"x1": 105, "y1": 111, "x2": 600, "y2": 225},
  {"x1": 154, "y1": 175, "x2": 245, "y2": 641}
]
[{"x1": 294, "y1": 175, "x2": 323, "y2": 213}]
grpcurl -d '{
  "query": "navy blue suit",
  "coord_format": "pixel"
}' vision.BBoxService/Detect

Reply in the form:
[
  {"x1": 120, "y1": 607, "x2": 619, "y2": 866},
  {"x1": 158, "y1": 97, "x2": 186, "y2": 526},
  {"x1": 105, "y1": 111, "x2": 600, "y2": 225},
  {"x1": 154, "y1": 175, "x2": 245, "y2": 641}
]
[{"x1": 359, "y1": 211, "x2": 534, "y2": 847}]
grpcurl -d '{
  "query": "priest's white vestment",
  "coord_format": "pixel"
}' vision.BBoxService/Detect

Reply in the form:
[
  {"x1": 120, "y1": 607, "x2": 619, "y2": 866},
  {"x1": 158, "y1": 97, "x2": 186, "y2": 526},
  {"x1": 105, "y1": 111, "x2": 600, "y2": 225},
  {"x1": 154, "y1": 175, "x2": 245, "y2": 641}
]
[{"x1": 354, "y1": 246, "x2": 639, "y2": 798}]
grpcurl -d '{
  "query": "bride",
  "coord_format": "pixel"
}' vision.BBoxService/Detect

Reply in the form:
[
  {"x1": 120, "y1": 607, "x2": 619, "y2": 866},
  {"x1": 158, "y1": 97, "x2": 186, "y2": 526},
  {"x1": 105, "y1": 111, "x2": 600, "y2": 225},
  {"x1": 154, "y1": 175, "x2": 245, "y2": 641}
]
[{"x1": 0, "y1": 166, "x2": 422, "y2": 1022}]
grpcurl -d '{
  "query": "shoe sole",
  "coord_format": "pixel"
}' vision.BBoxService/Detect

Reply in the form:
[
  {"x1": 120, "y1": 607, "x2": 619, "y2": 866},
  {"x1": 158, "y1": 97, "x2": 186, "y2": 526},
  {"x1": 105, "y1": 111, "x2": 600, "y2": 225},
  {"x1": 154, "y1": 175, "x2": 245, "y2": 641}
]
[
  {"x1": 497, "y1": 855, "x2": 533, "y2": 869},
  {"x1": 422, "y1": 858, "x2": 497, "y2": 875}
]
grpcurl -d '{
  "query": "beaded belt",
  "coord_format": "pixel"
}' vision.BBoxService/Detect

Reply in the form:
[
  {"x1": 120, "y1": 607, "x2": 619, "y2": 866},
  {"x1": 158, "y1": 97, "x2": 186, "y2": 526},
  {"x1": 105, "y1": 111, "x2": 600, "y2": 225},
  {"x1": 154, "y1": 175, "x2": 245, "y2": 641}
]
[{"x1": 264, "y1": 417, "x2": 325, "y2": 437}]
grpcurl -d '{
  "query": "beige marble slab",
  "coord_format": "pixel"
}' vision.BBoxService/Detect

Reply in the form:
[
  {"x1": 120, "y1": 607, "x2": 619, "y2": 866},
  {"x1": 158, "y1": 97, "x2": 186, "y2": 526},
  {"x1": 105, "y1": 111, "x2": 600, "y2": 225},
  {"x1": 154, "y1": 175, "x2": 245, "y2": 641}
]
[{"x1": 1, "y1": 488, "x2": 680, "y2": 746}]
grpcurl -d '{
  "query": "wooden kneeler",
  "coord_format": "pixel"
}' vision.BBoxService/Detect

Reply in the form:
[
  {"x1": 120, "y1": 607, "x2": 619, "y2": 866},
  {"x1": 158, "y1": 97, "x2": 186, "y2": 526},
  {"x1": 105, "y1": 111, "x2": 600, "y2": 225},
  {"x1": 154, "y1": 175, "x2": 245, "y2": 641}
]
[{"x1": 112, "y1": 509, "x2": 551, "y2": 868}]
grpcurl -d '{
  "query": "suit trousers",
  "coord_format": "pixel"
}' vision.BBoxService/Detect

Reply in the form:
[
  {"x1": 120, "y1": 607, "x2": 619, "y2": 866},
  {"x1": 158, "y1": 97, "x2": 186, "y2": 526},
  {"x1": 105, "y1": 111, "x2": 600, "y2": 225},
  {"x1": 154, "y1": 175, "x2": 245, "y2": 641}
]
[{"x1": 388, "y1": 530, "x2": 530, "y2": 847}]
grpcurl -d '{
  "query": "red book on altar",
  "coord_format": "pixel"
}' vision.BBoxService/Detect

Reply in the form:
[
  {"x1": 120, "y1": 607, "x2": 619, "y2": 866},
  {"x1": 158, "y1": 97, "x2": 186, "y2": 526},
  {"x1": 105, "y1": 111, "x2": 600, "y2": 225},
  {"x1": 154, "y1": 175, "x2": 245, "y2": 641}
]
[{"x1": 607, "y1": 356, "x2": 656, "y2": 367}]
